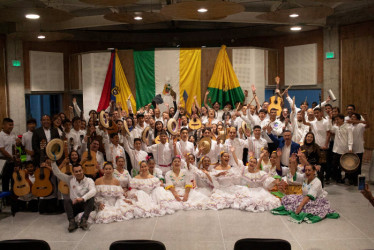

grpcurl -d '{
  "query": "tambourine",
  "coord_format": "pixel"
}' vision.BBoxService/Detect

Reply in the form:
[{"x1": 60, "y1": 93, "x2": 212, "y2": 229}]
[
  {"x1": 46, "y1": 139, "x2": 64, "y2": 161},
  {"x1": 167, "y1": 119, "x2": 178, "y2": 136},
  {"x1": 99, "y1": 110, "x2": 110, "y2": 129},
  {"x1": 142, "y1": 127, "x2": 150, "y2": 143}
]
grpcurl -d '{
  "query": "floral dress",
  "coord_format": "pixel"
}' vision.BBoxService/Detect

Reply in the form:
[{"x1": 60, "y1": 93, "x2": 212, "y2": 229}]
[
  {"x1": 89, "y1": 185, "x2": 134, "y2": 224},
  {"x1": 128, "y1": 177, "x2": 177, "y2": 218},
  {"x1": 272, "y1": 175, "x2": 339, "y2": 223},
  {"x1": 208, "y1": 165, "x2": 248, "y2": 210},
  {"x1": 165, "y1": 169, "x2": 210, "y2": 210},
  {"x1": 237, "y1": 168, "x2": 281, "y2": 212},
  {"x1": 113, "y1": 169, "x2": 131, "y2": 189}
]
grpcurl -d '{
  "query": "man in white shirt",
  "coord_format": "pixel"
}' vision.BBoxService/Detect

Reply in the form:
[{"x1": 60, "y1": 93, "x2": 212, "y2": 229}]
[
  {"x1": 224, "y1": 127, "x2": 250, "y2": 165},
  {"x1": 81, "y1": 137, "x2": 104, "y2": 175},
  {"x1": 247, "y1": 125, "x2": 268, "y2": 159},
  {"x1": 105, "y1": 133, "x2": 126, "y2": 169},
  {"x1": 68, "y1": 117, "x2": 85, "y2": 153},
  {"x1": 22, "y1": 118, "x2": 37, "y2": 161},
  {"x1": 123, "y1": 137, "x2": 148, "y2": 176},
  {"x1": 52, "y1": 162, "x2": 96, "y2": 232},
  {"x1": 131, "y1": 113, "x2": 146, "y2": 141},
  {"x1": 0, "y1": 118, "x2": 18, "y2": 192},
  {"x1": 196, "y1": 128, "x2": 223, "y2": 169},
  {"x1": 175, "y1": 128, "x2": 195, "y2": 161},
  {"x1": 143, "y1": 130, "x2": 174, "y2": 175},
  {"x1": 330, "y1": 114, "x2": 353, "y2": 183}
]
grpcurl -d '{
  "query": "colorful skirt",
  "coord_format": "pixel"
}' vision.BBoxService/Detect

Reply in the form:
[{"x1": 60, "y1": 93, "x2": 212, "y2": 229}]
[{"x1": 271, "y1": 194, "x2": 339, "y2": 224}]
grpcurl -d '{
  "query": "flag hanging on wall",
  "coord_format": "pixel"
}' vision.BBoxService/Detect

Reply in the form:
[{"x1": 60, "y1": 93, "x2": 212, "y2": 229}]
[
  {"x1": 97, "y1": 51, "x2": 136, "y2": 112},
  {"x1": 207, "y1": 45, "x2": 244, "y2": 108}
]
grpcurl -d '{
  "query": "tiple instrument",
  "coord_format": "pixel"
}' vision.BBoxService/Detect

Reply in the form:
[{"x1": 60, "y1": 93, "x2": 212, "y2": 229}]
[
  {"x1": 58, "y1": 141, "x2": 71, "y2": 194},
  {"x1": 81, "y1": 136, "x2": 98, "y2": 175},
  {"x1": 188, "y1": 117, "x2": 202, "y2": 130},
  {"x1": 268, "y1": 76, "x2": 283, "y2": 116},
  {"x1": 12, "y1": 145, "x2": 30, "y2": 197},
  {"x1": 32, "y1": 140, "x2": 53, "y2": 197}
]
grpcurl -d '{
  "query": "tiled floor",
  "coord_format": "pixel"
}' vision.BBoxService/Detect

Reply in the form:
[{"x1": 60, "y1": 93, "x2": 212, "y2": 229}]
[{"x1": 1, "y1": 166, "x2": 374, "y2": 250}]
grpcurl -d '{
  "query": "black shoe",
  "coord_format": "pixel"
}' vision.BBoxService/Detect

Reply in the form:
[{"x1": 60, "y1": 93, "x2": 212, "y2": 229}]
[
  {"x1": 325, "y1": 180, "x2": 330, "y2": 185},
  {"x1": 80, "y1": 217, "x2": 88, "y2": 231},
  {"x1": 68, "y1": 219, "x2": 78, "y2": 232}
]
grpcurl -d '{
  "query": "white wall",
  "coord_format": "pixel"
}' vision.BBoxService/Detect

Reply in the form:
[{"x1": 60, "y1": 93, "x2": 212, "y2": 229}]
[{"x1": 6, "y1": 37, "x2": 26, "y2": 135}]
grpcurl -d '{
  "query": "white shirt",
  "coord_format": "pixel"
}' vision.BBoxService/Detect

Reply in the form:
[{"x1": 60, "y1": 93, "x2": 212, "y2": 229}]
[
  {"x1": 22, "y1": 131, "x2": 33, "y2": 161},
  {"x1": 215, "y1": 110, "x2": 224, "y2": 121},
  {"x1": 123, "y1": 136, "x2": 148, "y2": 174},
  {"x1": 176, "y1": 140, "x2": 195, "y2": 161},
  {"x1": 330, "y1": 123, "x2": 353, "y2": 154},
  {"x1": 291, "y1": 113, "x2": 309, "y2": 144},
  {"x1": 196, "y1": 140, "x2": 223, "y2": 164},
  {"x1": 249, "y1": 136, "x2": 268, "y2": 159},
  {"x1": 352, "y1": 123, "x2": 366, "y2": 153},
  {"x1": 43, "y1": 128, "x2": 51, "y2": 142},
  {"x1": 105, "y1": 143, "x2": 126, "y2": 168},
  {"x1": 144, "y1": 142, "x2": 174, "y2": 167},
  {"x1": 52, "y1": 162, "x2": 96, "y2": 201},
  {"x1": 309, "y1": 118, "x2": 331, "y2": 148},
  {"x1": 0, "y1": 131, "x2": 16, "y2": 157},
  {"x1": 281, "y1": 144, "x2": 291, "y2": 166},
  {"x1": 67, "y1": 129, "x2": 84, "y2": 151},
  {"x1": 224, "y1": 138, "x2": 249, "y2": 165}
]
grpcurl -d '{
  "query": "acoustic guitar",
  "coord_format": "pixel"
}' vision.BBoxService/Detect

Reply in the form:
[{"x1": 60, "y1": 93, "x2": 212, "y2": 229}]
[
  {"x1": 12, "y1": 145, "x2": 30, "y2": 197},
  {"x1": 81, "y1": 136, "x2": 98, "y2": 175},
  {"x1": 58, "y1": 141, "x2": 71, "y2": 195},
  {"x1": 32, "y1": 140, "x2": 53, "y2": 197},
  {"x1": 268, "y1": 76, "x2": 283, "y2": 116},
  {"x1": 188, "y1": 117, "x2": 202, "y2": 130}
]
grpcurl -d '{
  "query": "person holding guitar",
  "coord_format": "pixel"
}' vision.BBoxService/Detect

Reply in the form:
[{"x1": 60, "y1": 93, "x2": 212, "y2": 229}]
[{"x1": 52, "y1": 160, "x2": 96, "y2": 232}]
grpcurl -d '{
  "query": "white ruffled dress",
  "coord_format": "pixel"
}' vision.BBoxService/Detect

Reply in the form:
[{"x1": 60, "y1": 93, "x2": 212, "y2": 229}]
[
  {"x1": 89, "y1": 185, "x2": 134, "y2": 224},
  {"x1": 238, "y1": 168, "x2": 281, "y2": 212}
]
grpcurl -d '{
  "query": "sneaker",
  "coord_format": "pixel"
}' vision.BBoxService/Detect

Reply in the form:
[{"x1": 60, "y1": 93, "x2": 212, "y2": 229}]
[
  {"x1": 68, "y1": 219, "x2": 78, "y2": 233},
  {"x1": 80, "y1": 217, "x2": 88, "y2": 231}
]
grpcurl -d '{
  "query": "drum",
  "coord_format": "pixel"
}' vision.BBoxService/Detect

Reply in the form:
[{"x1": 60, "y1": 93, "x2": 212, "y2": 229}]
[{"x1": 340, "y1": 153, "x2": 360, "y2": 173}]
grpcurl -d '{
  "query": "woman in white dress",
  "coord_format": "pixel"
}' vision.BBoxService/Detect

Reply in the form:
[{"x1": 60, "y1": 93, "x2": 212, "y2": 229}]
[
  {"x1": 146, "y1": 156, "x2": 164, "y2": 183},
  {"x1": 208, "y1": 149, "x2": 246, "y2": 210},
  {"x1": 113, "y1": 156, "x2": 131, "y2": 193},
  {"x1": 193, "y1": 156, "x2": 214, "y2": 197},
  {"x1": 90, "y1": 162, "x2": 134, "y2": 223},
  {"x1": 165, "y1": 156, "x2": 210, "y2": 210},
  {"x1": 237, "y1": 157, "x2": 281, "y2": 212},
  {"x1": 128, "y1": 161, "x2": 169, "y2": 218}
]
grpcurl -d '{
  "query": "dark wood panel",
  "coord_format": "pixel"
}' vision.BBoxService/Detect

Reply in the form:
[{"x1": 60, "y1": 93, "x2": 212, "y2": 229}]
[
  {"x1": 201, "y1": 47, "x2": 220, "y2": 103},
  {"x1": 0, "y1": 35, "x2": 8, "y2": 121},
  {"x1": 341, "y1": 22, "x2": 374, "y2": 149},
  {"x1": 69, "y1": 54, "x2": 80, "y2": 90}
]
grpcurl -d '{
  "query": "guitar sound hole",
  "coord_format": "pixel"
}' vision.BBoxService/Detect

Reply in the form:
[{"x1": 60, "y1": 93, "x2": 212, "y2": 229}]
[
  {"x1": 16, "y1": 185, "x2": 26, "y2": 188},
  {"x1": 36, "y1": 187, "x2": 47, "y2": 190}
]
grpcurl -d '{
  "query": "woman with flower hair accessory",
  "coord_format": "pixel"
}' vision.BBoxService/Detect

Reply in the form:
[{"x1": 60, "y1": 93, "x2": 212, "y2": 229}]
[
  {"x1": 164, "y1": 156, "x2": 210, "y2": 210},
  {"x1": 113, "y1": 156, "x2": 131, "y2": 195},
  {"x1": 146, "y1": 156, "x2": 164, "y2": 183}
]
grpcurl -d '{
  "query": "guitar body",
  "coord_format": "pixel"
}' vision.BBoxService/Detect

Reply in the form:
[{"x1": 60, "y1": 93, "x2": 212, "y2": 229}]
[
  {"x1": 268, "y1": 96, "x2": 283, "y2": 116},
  {"x1": 12, "y1": 170, "x2": 30, "y2": 197},
  {"x1": 58, "y1": 164, "x2": 71, "y2": 195},
  {"x1": 81, "y1": 150, "x2": 98, "y2": 175},
  {"x1": 188, "y1": 118, "x2": 202, "y2": 130},
  {"x1": 32, "y1": 167, "x2": 53, "y2": 197}
]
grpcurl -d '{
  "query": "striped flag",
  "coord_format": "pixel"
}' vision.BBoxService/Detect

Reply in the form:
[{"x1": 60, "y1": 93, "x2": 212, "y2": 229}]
[
  {"x1": 97, "y1": 51, "x2": 136, "y2": 112},
  {"x1": 208, "y1": 45, "x2": 244, "y2": 108}
]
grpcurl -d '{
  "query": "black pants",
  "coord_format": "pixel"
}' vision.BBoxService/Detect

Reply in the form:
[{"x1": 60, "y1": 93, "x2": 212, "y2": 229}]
[
  {"x1": 64, "y1": 197, "x2": 94, "y2": 221},
  {"x1": 332, "y1": 153, "x2": 343, "y2": 181},
  {"x1": 345, "y1": 153, "x2": 363, "y2": 185},
  {"x1": 325, "y1": 141, "x2": 334, "y2": 181},
  {"x1": 1, "y1": 161, "x2": 15, "y2": 192},
  {"x1": 12, "y1": 199, "x2": 39, "y2": 213}
]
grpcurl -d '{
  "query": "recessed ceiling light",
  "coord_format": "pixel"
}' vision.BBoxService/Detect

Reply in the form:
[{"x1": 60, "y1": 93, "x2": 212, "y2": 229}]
[
  {"x1": 37, "y1": 35, "x2": 45, "y2": 39},
  {"x1": 134, "y1": 16, "x2": 142, "y2": 20},
  {"x1": 290, "y1": 26, "x2": 302, "y2": 31},
  {"x1": 289, "y1": 13, "x2": 299, "y2": 18},
  {"x1": 197, "y1": 8, "x2": 208, "y2": 13},
  {"x1": 25, "y1": 14, "x2": 40, "y2": 19}
]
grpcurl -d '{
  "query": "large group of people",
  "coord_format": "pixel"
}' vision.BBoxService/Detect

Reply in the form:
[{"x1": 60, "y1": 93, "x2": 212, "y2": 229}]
[{"x1": 0, "y1": 82, "x2": 370, "y2": 231}]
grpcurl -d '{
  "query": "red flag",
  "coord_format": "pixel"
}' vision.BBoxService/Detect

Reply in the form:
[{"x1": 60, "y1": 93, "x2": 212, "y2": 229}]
[{"x1": 97, "y1": 52, "x2": 114, "y2": 112}]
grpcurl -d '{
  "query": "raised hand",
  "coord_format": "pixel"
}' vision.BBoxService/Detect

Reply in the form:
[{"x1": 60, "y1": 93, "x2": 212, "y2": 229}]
[
  {"x1": 276, "y1": 148, "x2": 282, "y2": 158},
  {"x1": 205, "y1": 90, "x2": 210, "y2": 96},
  {"x1": 275, "y1": 76, "x2": 280, "y2": 85},
  {"x1": 251, "y1": 85, "x2": 256, "y2": 94},
  {"x1": 244, "y1": 90, "x2": 248, "y2": 97}
]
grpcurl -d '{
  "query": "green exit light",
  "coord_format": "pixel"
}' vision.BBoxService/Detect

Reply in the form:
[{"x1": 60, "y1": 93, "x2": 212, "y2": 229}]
[
  {"x1": 326, "y1": 52, "x2": 335, "y2": 59},
  {"x1": 12, "y1": 60, "x2": 21, "y2": 67}
]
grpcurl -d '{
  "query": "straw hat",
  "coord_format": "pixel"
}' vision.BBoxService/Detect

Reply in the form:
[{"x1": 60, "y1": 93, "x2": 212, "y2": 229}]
[
  {"x1": 198, "y1": 137, "x2": 212, "y2": 155},
  {"x1": 167, "y1": 118, "x2": 178, "y2": 136},
  {"x1": 46, "y1": 139, "x2": 64, "y2": 161},
  {"x1": 141, "y1": 127, "x2": 150, "y2": 143}
]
